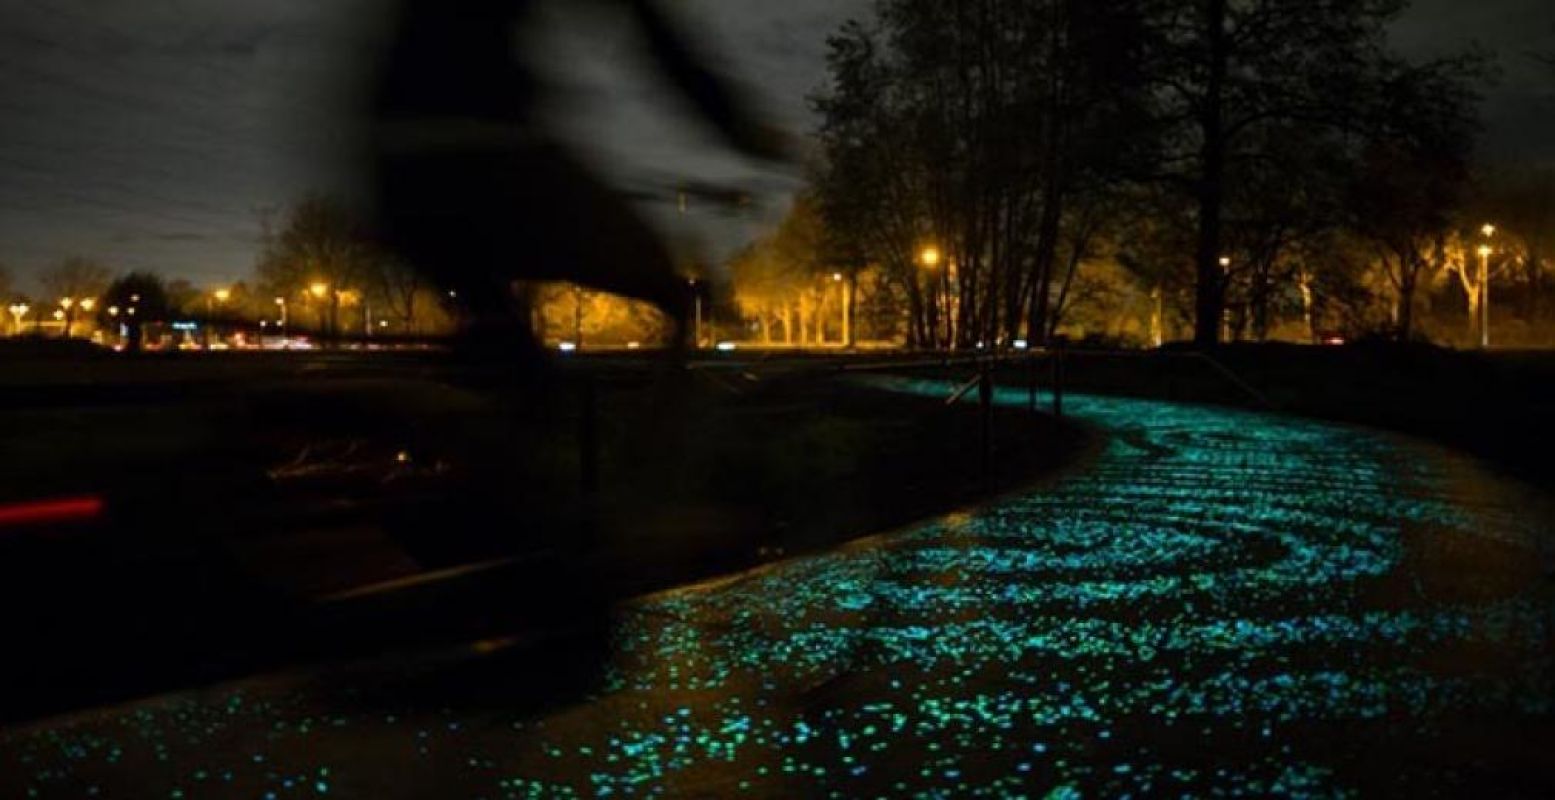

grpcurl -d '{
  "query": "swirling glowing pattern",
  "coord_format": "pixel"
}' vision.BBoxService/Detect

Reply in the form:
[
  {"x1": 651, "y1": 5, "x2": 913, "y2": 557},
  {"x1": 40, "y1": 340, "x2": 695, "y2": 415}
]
[{"x1": 3, "y1": 381, "x2": 1553, "y2": 798}]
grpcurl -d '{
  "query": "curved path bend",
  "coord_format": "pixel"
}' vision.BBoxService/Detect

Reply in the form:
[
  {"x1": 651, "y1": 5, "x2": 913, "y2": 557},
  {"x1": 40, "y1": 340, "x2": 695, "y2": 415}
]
[{"x1": 3, "y1": 380, "x2": 1553, "y2": 798}]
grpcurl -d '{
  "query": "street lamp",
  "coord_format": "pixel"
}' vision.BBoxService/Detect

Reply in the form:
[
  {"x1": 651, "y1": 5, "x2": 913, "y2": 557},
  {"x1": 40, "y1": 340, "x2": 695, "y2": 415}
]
[
  {"x1": 1478, "y1": 242, "x2": 1494, "y2": 349},
  {"x1": 920, "y1": 247, "x2": 950, "y2": 348},
  {"x1": 206, "y1": 288, "x2": 231, "y2": 349},
  {"x1": 687, "y1": 278, "x2": 703, "y2": 349},
  {"x1": 59, "y1": 297, "x2": 75, "y2": 338},
  {"x1": 275, "y1": 297, "x2": 288, "y2": 341},
  {"x1": 308, "y1": 283, "x2": 330, "y2": 341},
  {"x1": 7, "y1": 303, "x2": 29, "y2": 336},
  {"x1": 831, "y1": 272, "x2": 848, "y2": 348},
  {"x1": 80, "y1": 298, "x2": 96, "y2": 313},
  {"x1": 1476, "y1": 222, "x2": 1497, "y2": 349}
]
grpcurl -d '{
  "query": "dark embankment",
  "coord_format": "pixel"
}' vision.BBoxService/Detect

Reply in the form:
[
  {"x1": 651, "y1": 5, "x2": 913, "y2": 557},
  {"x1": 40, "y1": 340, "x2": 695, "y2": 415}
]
[{"x1": 0, "y1": 351, "x2": 1089, "y2": 723}]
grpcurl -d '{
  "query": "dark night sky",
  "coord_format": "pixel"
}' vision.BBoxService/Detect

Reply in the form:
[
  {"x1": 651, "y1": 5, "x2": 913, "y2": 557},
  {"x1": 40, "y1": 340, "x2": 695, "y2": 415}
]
[{"x1": 0, "y1": 0, "x2": 1550, "y2": 292}]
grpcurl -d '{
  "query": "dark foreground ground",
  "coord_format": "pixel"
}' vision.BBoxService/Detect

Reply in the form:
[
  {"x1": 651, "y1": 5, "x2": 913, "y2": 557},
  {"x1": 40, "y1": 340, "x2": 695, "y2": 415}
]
[
  {"x1": 0, "y1": 347, "x2": 1085, "y2": 724},
  {"x1": 0, "y1": 374, "x2": 1550, "y2": 798}
]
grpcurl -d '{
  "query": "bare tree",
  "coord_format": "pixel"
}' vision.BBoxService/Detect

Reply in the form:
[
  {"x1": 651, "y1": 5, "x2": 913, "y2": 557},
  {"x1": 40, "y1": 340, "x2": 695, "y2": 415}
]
[
  {"x1": 255, "y1": 196, "x2": 377, "y2": 339},
  {"x1": 1148, "y1": 0, "x2": 1484, "y2": 346},
  {"x1": 372, "y1": 258, "x2": 424, "y2": 335},
  {"x1": 39, "y1": 257, "x2": 112, "y2": 337},
  {"x1": 0, "y1": 263, "x2": 15, "y2": 335}
]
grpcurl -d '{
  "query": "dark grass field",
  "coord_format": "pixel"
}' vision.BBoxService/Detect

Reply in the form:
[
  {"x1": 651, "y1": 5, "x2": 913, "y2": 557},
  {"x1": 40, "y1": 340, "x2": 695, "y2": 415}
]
[
  {"x1": 1, "y1": 340, "x2": 1548, "y2": 726},
  {"x1": 0, "y1": 347, "x2": 1087, "y2": 723}
]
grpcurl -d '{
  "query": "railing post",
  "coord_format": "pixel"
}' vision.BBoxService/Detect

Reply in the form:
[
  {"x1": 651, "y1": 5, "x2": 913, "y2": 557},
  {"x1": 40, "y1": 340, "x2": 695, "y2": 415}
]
[
  {"x1": 1052, "y1": 340, "x2": 1066, "y2": 418},
  {"x1": 579, "y1": 376, "x2": 599, "y2": 496},
  {"x1": 978, "y1": 363, "x2": 994, "y2": 482},
  {"x1": 1028, "y1": 352, "x2": 1038, "y2": 413}
]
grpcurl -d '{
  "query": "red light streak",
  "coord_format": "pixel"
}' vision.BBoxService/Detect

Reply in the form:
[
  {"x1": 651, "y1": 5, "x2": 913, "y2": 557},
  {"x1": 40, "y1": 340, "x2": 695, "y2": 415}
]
[{"x1": 0, "y1": 496, "x2": 105, "y2": 528}]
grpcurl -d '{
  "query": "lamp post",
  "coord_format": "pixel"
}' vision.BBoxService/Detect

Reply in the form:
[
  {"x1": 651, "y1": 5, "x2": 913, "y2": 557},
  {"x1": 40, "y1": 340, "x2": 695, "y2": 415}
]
[
  {"x1": 59, "y1": 297, "x2": 75, "y2": 338},
  {"x1": 829, "y1": 272, "x2": 848, "y2": 348},
  {"x1": 920, "y1": 247, "x2": 942, "y2": 349},
  {"x1": 78, "y1": 298, "x2": 96, "y2": 340},
  {"x1": 207, "y1": 288, "x2": 230, "y2": 349},
  {"x1": 1477, "y1": 243, "x2": 1492, "y2": 349},
  {"x1": 1218, "y1": 257, "x2": 1233, "y2": 342},
  {"x1": 1478, "y1": 224, "x2": 1496, "y2": 349},
  {"x1": 832, "y1": 272, "x2": 849, "y2": 349},
  {"x1": 309, "y1": 282, "x2": 330, "y2": 342},
  {"x1": 688, "y1": 278, "x2": 703, "y2": 349},
  {"x1": 275, "y1": 297, "x2": 288, "y2": 344},
  {"x1": 105, "y1": 306, "x2": 122, "y2": 347},
  {"x1": 7, "y1": 303, "x2": 28, "y2": 336}
]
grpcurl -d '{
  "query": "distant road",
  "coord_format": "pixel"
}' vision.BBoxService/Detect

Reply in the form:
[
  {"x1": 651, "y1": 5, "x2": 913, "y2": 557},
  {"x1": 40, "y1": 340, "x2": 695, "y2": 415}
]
[{"x1": 3, "y1": 380, "x2": 1552, "y2": 797}]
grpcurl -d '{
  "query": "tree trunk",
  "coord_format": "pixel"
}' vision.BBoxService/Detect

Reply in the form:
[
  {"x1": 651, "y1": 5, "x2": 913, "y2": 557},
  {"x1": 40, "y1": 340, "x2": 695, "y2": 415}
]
[
  {"x1": 1251, "y1": 266, "x2": 1271, "y2": 342},
  {"x1": 1299, "y1": 272, "x2": 1316, "y2": 343},
  {"x1": 1047, "y1": 239, "x2": 1085, "y2": 341},
  {"x1": 1526, "y1": 245, "x2": 1541, "y2": 324},
  {"x1": 1193, "y1": 0, "x2": 1229, "y2": 348},
  {"x1": 920, "y1": 272, "x2": 932, "y2": 347},
  {"x1": 1397, "y1": 259, "x2": 1417, "y2": 342},
  {"x1": 1466, "y1": 289, "x2": 1480, "y2": 343},
  {"x1": 1150, "y1": 288, "x2": 1165, "y2": 348},
  {"x1": 1026, "y1": 193, "x2": 1064, "y2": 345},
  {"x1": 844, "y1": 274, "x2": 857, "y2": 348},
  {"x1": 903, "y1": 273, "x2": 925, "y2": 349}
]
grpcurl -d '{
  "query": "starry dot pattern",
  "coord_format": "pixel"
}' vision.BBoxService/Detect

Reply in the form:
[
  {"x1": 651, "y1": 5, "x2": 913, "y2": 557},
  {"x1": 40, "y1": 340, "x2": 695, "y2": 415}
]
[{"x1": 4, "y1": 380, "x2": 1552, "y2": 798}]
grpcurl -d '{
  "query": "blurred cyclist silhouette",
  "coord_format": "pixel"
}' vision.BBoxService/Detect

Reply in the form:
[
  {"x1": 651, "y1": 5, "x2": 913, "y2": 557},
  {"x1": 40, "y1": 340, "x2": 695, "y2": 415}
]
[{"x1": 368, "y1": 0, "x2": 787, "y2": 359}]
